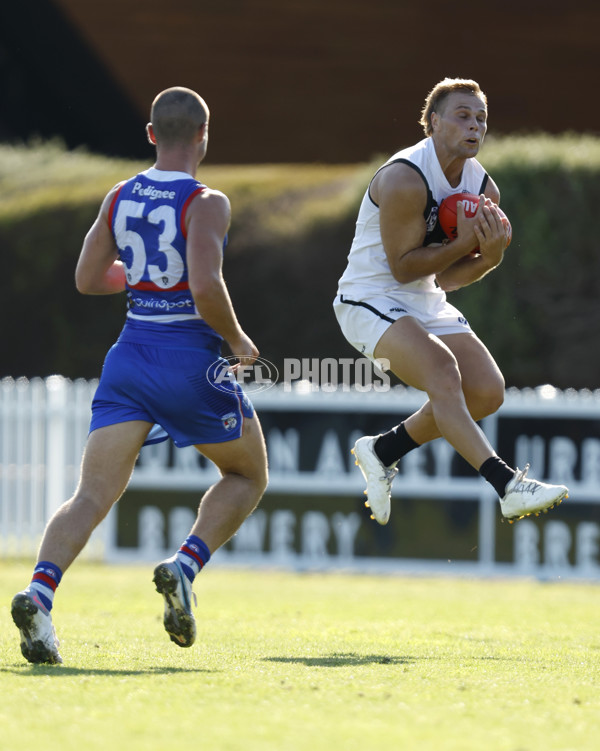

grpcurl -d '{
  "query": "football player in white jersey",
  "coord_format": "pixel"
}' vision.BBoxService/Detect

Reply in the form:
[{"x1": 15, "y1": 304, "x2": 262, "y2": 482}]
[{"x1": 334, "y1": 78, "x2": 568, "y2": 526}]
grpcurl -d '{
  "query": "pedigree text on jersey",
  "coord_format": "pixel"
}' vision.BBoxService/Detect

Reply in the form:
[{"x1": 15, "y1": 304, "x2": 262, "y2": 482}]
[{"x1": 131, "y1": 182, "x2": 177, "y2": 201}]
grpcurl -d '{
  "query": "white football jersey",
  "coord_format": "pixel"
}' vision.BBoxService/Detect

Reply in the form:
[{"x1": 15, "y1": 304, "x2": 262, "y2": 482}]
[{"x1": 337, "y1": 137, "x2": 489, "y2": 300}]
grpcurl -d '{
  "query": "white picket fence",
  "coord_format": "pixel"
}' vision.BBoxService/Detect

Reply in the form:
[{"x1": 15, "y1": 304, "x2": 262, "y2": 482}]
[
  {"x1": 2, "y1": 375, "x2": 600, "y2": 579},
  {"x1": 0, "y1": 376, "x2": 99, "y2": 558}
]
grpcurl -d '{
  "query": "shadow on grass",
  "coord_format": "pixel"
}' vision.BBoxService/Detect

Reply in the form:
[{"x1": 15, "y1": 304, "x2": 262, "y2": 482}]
[
  {"x1": 0, "y1": 665, "x2": 214, "y2": 676},
  {"x1": 266, "y1": 652, "x2": 529, "y2": 668},
  {"x1": 264, "y1": 653, "x2": 414, "y2": 667}
]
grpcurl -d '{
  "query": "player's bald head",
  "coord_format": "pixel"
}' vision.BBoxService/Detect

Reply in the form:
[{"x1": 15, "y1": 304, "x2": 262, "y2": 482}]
[{"x1": 150, "y1": 87, "x2": 209, "y2": 147}]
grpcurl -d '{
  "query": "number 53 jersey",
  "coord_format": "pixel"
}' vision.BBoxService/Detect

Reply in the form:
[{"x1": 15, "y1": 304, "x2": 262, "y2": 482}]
[{"x1": 108, "y1": 167, "x2": 208, "y2": 324}]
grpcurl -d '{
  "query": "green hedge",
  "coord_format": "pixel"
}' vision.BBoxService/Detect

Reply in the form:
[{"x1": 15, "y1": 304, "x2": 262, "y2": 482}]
[
  {"x1": 453, "y1": 133, "x2": 599, "y2": 388},
  {"x1": 2, "y1": 135, "x2": 598, "y2": 389}
]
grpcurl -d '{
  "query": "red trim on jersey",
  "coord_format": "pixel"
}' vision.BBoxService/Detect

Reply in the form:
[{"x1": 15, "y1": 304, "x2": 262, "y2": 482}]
[
  {"x1": 107, "y1": 182, "x2": 126, "y2": 229},
  {"x1": 129, "y1": 280, "x2": 190, "y2": 291},
  {"x1": 181, "y1": 187, "x2": 206, "y2": 238}
]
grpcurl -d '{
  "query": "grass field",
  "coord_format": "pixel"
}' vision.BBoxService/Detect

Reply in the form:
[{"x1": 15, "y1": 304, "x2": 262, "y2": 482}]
[{"x1": 1, "y1": 561, "x2": 599, "y2": 751}]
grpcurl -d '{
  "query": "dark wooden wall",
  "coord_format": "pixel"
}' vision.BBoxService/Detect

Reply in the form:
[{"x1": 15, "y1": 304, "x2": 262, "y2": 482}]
[{"x1": 11, "y1": 1, "x2": 600, "y2": 163}]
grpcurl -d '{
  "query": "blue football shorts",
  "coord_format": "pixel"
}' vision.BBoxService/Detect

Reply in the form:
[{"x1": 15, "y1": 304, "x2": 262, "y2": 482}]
[{"x1": 90, "y1": 340, "x2": 254, "y2": 447}]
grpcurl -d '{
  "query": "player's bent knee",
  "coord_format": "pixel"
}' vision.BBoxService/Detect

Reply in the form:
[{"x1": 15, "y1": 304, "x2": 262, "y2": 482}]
[
  {"x1": 465, "y1": 381, "x2": 505, "y2": 420},
  {"x1": 425, "y1": 358, "x2": 464, "y2": 400},
  {"x1": 243, "y1": 458, "x2": 269, "y2": 497},
  {"x1": 68, "y1": 490, "x2": 116, "y2": 526}
]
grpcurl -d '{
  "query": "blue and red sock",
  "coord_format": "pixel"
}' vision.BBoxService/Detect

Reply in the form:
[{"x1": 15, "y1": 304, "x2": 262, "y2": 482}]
[
  {"x1": 175, "y1": 535, "x2": 211, "y2": 583},
  {"x1": 28, "y1": 560, "x2": 63, "y2": 613}
]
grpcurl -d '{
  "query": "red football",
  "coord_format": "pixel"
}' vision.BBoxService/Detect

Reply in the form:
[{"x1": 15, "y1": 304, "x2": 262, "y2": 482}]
[{"x1": 438, "y1": 192, "x2": 512, "y2": 251}]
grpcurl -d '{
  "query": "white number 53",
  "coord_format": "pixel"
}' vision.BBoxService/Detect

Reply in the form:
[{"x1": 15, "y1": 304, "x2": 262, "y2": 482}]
[{"x1": 114, "y1": 200, "x2": 184, "y2": 288}]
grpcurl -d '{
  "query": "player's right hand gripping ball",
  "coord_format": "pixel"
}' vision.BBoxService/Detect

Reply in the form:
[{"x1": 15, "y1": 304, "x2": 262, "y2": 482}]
[{"x1": 438, "y1": 192, "x2": 512, "y2": 254}]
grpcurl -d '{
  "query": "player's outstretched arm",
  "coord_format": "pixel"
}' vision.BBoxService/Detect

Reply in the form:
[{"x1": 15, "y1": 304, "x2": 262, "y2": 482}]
[
  {"x1": 75, "y1": 185, "x2": 126, "y2": 295},
  {"x1": 186, "y1": 189, "x2": 259, "y2": 363}
]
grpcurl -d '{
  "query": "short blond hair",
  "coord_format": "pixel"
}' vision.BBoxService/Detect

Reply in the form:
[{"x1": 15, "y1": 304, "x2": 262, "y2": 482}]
[
  {"x1": 150, "y1": 87, "x2": 209, "y2": 146},
  {"x1": 419, "y1": 78, "x2": 487, "y2": 136}
]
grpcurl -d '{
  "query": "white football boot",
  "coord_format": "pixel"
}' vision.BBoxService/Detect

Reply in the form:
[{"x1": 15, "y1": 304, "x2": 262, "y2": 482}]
[
  {"x1": 11, "y1": 590, "x2": 63, "y2": 665},
  {"x1": 500, "y1": 464, "x2": 568, "y2": 522},
  {"x1": 351, "y1": 435, "x2": 398, "y2": 525},
  {"x1": 153, "y1": 558, "x2": 197, "y2": 647}
]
